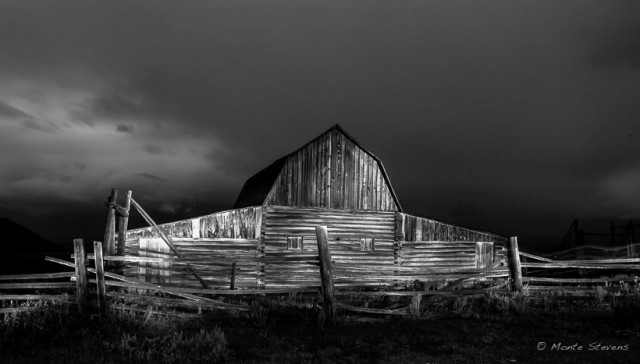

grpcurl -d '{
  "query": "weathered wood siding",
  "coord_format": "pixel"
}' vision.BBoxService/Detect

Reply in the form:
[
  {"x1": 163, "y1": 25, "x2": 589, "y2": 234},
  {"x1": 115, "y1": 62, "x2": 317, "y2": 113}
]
[
  {"x1": 265, "y1": 128, "x2": 398, "y2": 211},
  {"x1": 122, "y1": 206, "x2": 508, "y2": 289},
  {"x1": 123, "y1": 207, "x2": 263, "y2": 288},
  {"x1": 396, "y1": 213, "x2": 508, "y2": 275},
  {"x1": 125, "y1": 206, "x2": 262, "y2": 241},
  {"x1": 263, "y1": 206, "x2": 397, "y2": 288},
  {"x1": 397, "y1": 212, "x2": 507, "y2": 244},
  {"x1": 123, "y1": 237, "x2": 261, "y2": 288}
]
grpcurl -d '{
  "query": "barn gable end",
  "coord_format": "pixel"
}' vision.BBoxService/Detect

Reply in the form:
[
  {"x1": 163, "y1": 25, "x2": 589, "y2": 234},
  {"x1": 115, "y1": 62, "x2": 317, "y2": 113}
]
[{"x1": 234, "y1": 125, "x2": 402, "y2": 211}]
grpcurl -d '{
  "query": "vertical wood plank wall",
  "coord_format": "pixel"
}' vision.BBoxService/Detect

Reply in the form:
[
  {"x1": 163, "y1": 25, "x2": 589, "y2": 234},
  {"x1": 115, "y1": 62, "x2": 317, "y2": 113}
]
[
  {"x1": 265, "y1": 128, "x2": 398, "y2": 211},
  {"x1": 125, "y1": 206, "x2": 263, "y2": 241}
]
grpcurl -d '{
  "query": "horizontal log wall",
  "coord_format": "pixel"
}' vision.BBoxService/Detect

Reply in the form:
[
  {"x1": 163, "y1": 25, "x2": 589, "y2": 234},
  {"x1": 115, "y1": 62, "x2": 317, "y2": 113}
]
[
  {"x1": 395, "y1": 213, "x2": 508, "y2": 284},
  {"x1": 122, "y1": 206, "x2": 508, "y2": 289},
  {"x1": 265, "y1": 128, "x2": 398, "y2": 211},
  {"x1": 263, "y1": 206, "x2": 397, "y2": 288},
  {"x1": 123, "y1": 238, "x2": 261, "y2": 289}
]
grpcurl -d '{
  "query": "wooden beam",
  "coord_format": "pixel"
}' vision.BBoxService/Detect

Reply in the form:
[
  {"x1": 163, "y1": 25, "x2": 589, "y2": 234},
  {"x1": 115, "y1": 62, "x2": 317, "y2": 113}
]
[
  {"x1": 116, "y1": 190, "x2": 132, "y2": 256},
  {"x1": 103, "y1": 189, "x2": 118, "y2": 258},
  {"x1": 315, "y1": 225, "x2": 335, "y2": 326},
  {"x1": 518, "y1": 251, "x2": 554, "y2": 263},
  {"x1": 507, "y1": 236, "x2": 523, "y2": 292},
  {"x1": 230, "y1": 262, "x2": 237, "y2": 290},
  {"x1": 73, "y1": 239, "x2": 88, "y2": 315},
  {"x1": 0, "y1": 272, "x2": 75, "y2": 281},
  {"x1": 129, "y1": 197, "x2": 209, "y2": 289},
  {"x1": 93, "y1": 241, "x2": 107, "y2": 316}
]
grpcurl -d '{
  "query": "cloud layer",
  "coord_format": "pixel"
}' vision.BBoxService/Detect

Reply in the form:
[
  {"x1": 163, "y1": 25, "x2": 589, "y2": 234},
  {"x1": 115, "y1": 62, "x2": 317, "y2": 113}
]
[{"x1": 0, "y1": 1, "x2": 639, "y2": 246}]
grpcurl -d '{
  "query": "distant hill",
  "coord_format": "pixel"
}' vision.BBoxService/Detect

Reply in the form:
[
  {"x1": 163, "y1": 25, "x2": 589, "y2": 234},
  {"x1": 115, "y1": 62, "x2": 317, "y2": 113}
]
[{"x1": 0, "y1": 218, "x2": 68, "y2": 274}]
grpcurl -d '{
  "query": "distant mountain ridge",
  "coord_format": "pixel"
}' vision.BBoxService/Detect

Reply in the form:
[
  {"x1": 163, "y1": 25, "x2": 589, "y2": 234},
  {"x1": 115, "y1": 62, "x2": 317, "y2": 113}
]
[
  {"x1": 0, "y1": 218, "x2": 64, "y2": 253},
  {"x1": 0, "y1": 218, "x2": 66, "y2": 274}
]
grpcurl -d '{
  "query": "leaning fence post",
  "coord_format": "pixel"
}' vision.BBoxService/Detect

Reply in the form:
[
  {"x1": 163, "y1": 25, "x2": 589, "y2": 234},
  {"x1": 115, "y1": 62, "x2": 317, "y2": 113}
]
[
  {"x1": 94, "y1": 241, "x2": 108, "y2": 316},
  {"x1": 73, "y1": 239, "x2": 88, "y2": 315},
  {"x1": 315, "y1": 225, "x2": 336, "y2": 326},
  {"x1": 116, "y1": 190, "x2": 132, "y2": 257},
  {"x1": 507, "y1": 236, "x2": 523, "y2": 292},
  {"x1": 103, "y1": 189, "x2": 118, "y2": 259}
]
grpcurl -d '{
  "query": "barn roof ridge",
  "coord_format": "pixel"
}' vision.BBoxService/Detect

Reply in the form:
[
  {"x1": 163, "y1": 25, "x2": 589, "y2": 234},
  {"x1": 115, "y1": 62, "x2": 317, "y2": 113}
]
[{"x1": 233, "y1": 124, "x2": 402, "y2": 211}]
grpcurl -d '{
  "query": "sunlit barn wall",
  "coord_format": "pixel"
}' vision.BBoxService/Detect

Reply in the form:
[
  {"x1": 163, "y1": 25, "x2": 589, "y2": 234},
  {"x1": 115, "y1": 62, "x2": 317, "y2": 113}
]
[
  {"x1": 123, "y1": 207, "x2": 263, "y2": 288},
  {"x1": 261, "y1": 206, "x2": 397, "y2": 288},
  {"x1": 397, "y1": 212, "x2": 508, "y2": 269}
]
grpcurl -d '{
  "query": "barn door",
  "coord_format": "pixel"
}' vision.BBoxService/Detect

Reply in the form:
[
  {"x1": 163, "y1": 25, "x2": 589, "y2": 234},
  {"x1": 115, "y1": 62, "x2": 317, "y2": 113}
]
[
  {"x1": 475, "y1": 242, "x2": 494, "y2": 268},
  {"x1": 139, "y1": 237, "x2": 172, "y2": 284}
]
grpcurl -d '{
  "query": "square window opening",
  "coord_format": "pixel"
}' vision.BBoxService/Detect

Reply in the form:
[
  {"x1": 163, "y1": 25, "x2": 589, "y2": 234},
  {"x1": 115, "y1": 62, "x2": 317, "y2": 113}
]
[
  {"x1": 360, "y1": 238, "x2": 375, "y2": 252},
  {"x1": 287, "y1": 236, "x2": 303, "y2": 250}
]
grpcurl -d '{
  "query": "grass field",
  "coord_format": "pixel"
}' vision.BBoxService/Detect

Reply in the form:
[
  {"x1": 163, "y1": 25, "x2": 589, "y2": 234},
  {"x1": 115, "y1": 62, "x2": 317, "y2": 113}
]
[{"x1": 1, "y1": 293, "x2": 640, "y2": 363}]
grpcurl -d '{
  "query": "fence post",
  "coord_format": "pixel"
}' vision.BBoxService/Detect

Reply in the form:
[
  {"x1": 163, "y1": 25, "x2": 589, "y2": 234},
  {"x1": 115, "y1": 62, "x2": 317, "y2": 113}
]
[
  {"x1": 116, "y1": 190, "x2": 132, "y2": 257},
  {"x1": 230, "y1": 262, "x2": 237, "y2": 290},
  {"x1": 103, "y1": 189, "x2": 118, "y2": 259},
  {"x1": 315, "y1": 225, "x2": 335, "y2": 326},
  {"x1": 73, "y1": 239, "x2": 88, "y2": 315},
  {"x1": 627, "y1": 220, "x2": 636, "y2": 257},
  {"x1": 94, "y1": 241, "x2": 107, "y2": 316},
  {"x1": 507, "y1": 236, "x2": 523, "y2": 292}
]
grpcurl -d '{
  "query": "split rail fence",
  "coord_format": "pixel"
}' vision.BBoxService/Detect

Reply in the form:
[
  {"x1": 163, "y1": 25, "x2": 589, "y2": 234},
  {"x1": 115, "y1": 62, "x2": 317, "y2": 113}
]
[
  {"x1": 2, "y1": 233, "x2": 638, "y2": 321},
  {"x1": 2, "y1": 189, "x2": 638, "y2": 320}
]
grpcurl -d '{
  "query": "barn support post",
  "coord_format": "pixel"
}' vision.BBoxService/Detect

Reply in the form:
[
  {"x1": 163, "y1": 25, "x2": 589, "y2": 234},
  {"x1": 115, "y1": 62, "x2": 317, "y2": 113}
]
[
  {"x1": 73, "y1": 239, "x2": 88, "y2": 316},
  {"x1": 230, "y1": 262, "x2": 237, "y2": 290},
  {"x1": 627, "y1": 220, "x2": 636, "y2": 257},
  {"x1": 116, "y1": 190, "x2": 132, "y2": 257},
  {"x1": 315, "y1": 225, "x2": 336, "y2": 326},
  {"x1": 93, "y1": 241, "x2": 108, "y2": 316},
  {"x1": 103, "y1": 189, "x2": 118, "y2": 259},
  {"x1": 410, "y1": 293, "x2": 423, "y2": 317},
  {"x1": 507, "y1": 236, "x2": 523, "y2": 292}
]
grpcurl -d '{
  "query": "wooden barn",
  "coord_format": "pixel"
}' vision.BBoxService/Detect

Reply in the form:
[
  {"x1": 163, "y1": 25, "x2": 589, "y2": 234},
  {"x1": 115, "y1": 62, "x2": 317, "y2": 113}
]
[{"x1": 124, "y1": 125, "x2": 508, "y2": 290}]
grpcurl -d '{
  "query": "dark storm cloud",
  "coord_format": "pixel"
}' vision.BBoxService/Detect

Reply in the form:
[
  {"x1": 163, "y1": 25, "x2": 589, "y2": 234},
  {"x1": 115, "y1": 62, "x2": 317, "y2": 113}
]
[
  {"x1": 136, "y1": 173, "x2": 169, "y2": 182},
  {"x1": 116, "y1": 124, "x2": 135, "y2": 133},
  {"x1": 589, "y1": 1, "x2": 640, "y2": 70},
  {"x1": 0, "y1": 101, "x2": 59, "y2": 133},
  {"x1": 143, "y1": 145, "x2": 164, "y2": 155},
  {"x1": 594, "y1": 24, "x2": 640, "y2": 70},
  {"x1": 0, "y1": 0, "x2": 638, "y2": 246},
  {"x1": 0, "y1": 101, "x2": 32, "y2": 119}
]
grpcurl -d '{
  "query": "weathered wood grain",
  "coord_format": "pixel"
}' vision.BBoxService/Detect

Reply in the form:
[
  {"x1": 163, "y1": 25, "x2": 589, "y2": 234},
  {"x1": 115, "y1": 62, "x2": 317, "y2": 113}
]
[
  {"x1": 0, "y1": 282, "x2": 75, "y2": 289},
  {"x1": 0, "y1": 272, "x2": 75, "y2": 281},
  {"x1": 103, "y1": 189, "x2": 118, "y2": 257},
  {"x1": 93, "y1": 241, "x2": 107, "y2": 315},
  {"x1": 73, "y1": 239, "x2": 88, "y2": 315},
  {"x1": 507, "y1": 237, "x2": 523, "y2": 291},
  {"x1": 264, "y1": 127, "x2": 399, "y2": 210}
]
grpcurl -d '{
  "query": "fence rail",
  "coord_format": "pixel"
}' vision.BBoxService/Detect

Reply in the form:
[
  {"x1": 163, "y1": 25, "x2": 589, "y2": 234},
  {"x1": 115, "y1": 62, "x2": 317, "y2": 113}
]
[{"x1": 4, "y1": 213, "x2": 639, "y2": 323}]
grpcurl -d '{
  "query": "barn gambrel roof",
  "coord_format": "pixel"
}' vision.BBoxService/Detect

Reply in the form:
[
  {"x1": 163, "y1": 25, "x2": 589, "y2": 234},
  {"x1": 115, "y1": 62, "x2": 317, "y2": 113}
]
[{"x1": 233, "y1": 124, "x2": 402, "y2": 211}]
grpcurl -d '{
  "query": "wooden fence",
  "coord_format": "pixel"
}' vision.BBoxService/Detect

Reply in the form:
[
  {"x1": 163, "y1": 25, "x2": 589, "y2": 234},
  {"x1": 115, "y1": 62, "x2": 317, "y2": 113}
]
[
  {"x1": 505, "y1": 237, "x2": 640, "y2": 309},
  {"x1": 0, "y1": 269, "x2": 76, "y2": 314},
  {"x1": 3, "y1": 233, "x2": 639, "y2": 322}
]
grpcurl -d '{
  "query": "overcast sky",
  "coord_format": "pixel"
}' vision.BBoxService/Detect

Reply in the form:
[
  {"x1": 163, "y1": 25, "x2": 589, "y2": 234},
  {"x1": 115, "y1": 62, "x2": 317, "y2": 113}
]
[{"x1": 1, "y1": 1, "x2": 639, "y2": 249}]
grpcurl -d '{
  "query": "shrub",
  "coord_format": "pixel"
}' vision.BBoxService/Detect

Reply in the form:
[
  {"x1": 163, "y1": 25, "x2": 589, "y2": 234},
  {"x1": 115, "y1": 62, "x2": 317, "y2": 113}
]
[{"x1": 112, "y1": 327, "x2": 228, "y2": 363}]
